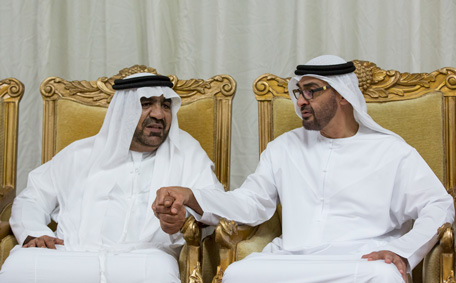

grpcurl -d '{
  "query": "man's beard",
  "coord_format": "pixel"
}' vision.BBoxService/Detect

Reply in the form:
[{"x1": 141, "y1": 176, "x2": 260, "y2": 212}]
[
  {"x1": 133, "y1": 117, "x2": 170, "y2": 149},
  {"x1": 301, "y1": 94, "x2": 338, "y2": 131}
]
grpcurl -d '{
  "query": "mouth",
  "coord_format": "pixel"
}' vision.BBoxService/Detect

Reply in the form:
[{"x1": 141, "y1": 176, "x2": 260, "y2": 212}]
[
  {"x1": 301, "y1": 107, "x2": 313, "y2": 119},
  {"x1": 146, "y1": 123, "x2": 164, "y2": 133}
]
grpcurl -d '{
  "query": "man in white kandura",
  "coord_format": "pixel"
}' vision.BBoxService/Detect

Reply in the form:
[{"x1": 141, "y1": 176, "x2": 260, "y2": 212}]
[
  {"x1": 153, "y1": 55, "x2": 455, "y2": 283},
  {"x1": 0, "y1": 74, "x2": 223, "y2": 283}
]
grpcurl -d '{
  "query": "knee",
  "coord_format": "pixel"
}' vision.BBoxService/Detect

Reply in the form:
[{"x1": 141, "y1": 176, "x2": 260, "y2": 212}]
[
  {"x1": 0, "y1": 248, "x2": 33, "y2": 282},
  {"x1": 370, "y1": 261, "x2": 404, "y2": 283},
  {"x1": 223, "y1": 261, "x2": 253, "y2": 283}
]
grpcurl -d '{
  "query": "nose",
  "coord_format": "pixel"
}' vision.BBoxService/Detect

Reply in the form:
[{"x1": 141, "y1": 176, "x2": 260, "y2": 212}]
[
  {"x1": 148, "y1": 104, "x2": 165, "y2": 120},
  {"x1": 296, "y1": 94, "x2": 309, "y2": 107}
]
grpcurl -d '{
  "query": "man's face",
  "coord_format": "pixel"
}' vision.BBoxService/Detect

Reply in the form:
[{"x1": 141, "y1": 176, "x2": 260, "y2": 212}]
[
  {"x1": 130, "y1": 95, "x2": 172, "y2": 152},
  {"x1": 296, "y1": 77, "x2": 339, "y2": 131}
]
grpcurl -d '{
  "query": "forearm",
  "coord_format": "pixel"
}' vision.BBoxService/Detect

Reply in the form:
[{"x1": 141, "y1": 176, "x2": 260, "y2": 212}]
[
  {"x1": 11, "y1": 196, "x2": 56, "y2": 245},
  {"x1": 383, "y1": 197, "x2": 454, "y2": 269}
]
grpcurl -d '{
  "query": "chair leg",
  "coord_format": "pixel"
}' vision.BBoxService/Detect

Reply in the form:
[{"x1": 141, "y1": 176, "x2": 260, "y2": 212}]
[{"x1": 181, "y1": 216, "x2": 203, "y2": 283}]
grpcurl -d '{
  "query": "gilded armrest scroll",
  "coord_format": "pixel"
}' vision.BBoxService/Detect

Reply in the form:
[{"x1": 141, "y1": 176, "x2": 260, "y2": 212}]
[
  {"x1": 212, "y1": 218, "x2": 258, "y2": 282},
  {"x1": 0, "y1": 221, "x2": 12, "y2": 240},
  {"x1": 181, "y1": 216, "x2": 203, "y2": 283},
  {"x1": 438, "y1": 222, "x2": 455, "y2": 283}
]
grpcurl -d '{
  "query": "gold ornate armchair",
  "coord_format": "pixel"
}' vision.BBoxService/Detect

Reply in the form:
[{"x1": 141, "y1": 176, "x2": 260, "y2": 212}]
[
  {"x1": 212, "y1": 61, "x2": 456, "y2": 283},
  {"x1": 0, "y1": 78, "x2": 24, "y2": 268},
  {"x1": 0, "y1": 66, "x2": 236, "y2": 282}
]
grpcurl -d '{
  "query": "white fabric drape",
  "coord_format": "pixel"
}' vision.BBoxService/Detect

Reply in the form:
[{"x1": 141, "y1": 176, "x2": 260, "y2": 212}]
[{"x1": 1, "y1": 0, "x2": 455, "y2": 193}]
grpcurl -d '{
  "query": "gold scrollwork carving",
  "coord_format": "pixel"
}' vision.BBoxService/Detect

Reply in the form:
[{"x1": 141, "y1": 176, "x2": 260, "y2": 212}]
[
  {"x1": 211, "y1": 266, "x2": 223, "y2": 283},
  {"x1": 438, "y1": 223, "x2": 454, "y2": 253},
  {"x1": 444, "y1": 272, "x2": 456, "y2": 283},
  {"x1": 215, "y1": 218, "x2": 239, "y2": 250},
  {"x1": 181, "y1": 216, "x2": 202, "y2": 246},
  {"x1": 253, "y1": 74, "x2": 289, "y2": 99},
  {"x1": 0, "y1": 78, "x2": 24, "y2": 98},
  {"x1": 188, "y1": 262, "x2": 203, "y2": 283},
  {"x1": 41, "y1": 65, "x2": 157, "y2": 106},
  {"x1": 354, "y1": 60, "x2": 456, "y2": 100},
  {"x1": 172, "y1": 76, "x2": 212, "y2": 98}
]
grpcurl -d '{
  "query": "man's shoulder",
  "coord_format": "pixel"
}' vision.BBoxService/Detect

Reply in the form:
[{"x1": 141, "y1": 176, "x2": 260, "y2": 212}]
[
  {"x1": 176, "y1": 129, "x2": 211, "y2": 157},
  {"x1": 177, "y1": 129, "x2": 203, "y2": 146},
  {"x1": 51, "y1": 137, "x2": 94, "y2": 161}
]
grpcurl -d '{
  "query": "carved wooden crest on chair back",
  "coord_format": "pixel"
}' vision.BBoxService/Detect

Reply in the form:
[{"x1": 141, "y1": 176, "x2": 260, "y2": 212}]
[
  {"x1": 40, "y1": 65, "x2": 236, "y2": 190},
  {"x1": 0, "y1": 78, "x2": 24, "y2": 218}
]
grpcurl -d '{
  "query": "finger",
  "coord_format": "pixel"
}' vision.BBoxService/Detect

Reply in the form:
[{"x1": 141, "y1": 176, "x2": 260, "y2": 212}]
[
  {"x1": 23, "y1": 240, "x2": 36, "y2": 248},
  {"x1": 163, "y1": 195, "x2": 175, "y2": 208},
  {"x1": 154, "y1": 204, "x2": 173, "y2": 214},
  {"x1": 361, "y1": 252, "x2": 378, "y2": 261},
  {"x1": 35, "y1": 238, "x2": 46, "y2": 248},
  {"x1": 151, "y1": 199, "x2": 157, "y2": 212},
  {"x1": 156, "y1": 187, "x2": 170, "y2": 205},
  {"x1": 55, "y1": 238, "x2": 64, "y2": 245},
  {"x1": 169, "y1": 196, "x2": 185, "y2": 215},
  {"x1": 45, "y1": 238, "x2": 57, "y2": 249},
  {"x1": 394, "y1": 261, "x2": 407, "y2": 282},
  {"x1": 384, "y1": 253, "x2": 393, "y2": 264},
  {"x1": 392, "y1": 257, "x2": 406, "y2": 275},
  {"x1": 159, "y1": 213, "x2": 184, "y2": 224}
]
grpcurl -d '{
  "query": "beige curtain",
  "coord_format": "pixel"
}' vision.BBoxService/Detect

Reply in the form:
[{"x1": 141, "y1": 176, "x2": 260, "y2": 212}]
[{"x1": 1, "y1": 0, "x2": 455, "y2": 193}]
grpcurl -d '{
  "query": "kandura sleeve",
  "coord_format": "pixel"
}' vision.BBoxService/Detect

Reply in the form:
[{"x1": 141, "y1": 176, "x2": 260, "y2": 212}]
[
  {"x1": 379, "y1": 149, "x2": 455, "y2": 270},
  {"x1": 193, "y1": 143, "x2": 279, "y2": 226}
]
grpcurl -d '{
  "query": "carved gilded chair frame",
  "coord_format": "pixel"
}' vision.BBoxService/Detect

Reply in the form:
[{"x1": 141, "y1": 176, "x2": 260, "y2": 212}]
[
  {"x1": 0, "y1": 78, "x2": 24, "y2": 216},
  {"x1": 0, "y1": 78, "x2": 24, "y2": 268},
  {"x1": 37, "y1": 66, "x2": 235, "y2": 283},
  {"x1": 211, "y1": 61, "x2": 456, "y2": 283}
]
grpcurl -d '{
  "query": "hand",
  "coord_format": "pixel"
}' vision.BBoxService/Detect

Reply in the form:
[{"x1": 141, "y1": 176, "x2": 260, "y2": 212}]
[
  {"x1": 154, "y1": 195, "x2": 187, "y2": 234},
  {"x1": 362, "y1": 250, "x2": 408, "y2": 282},
  {"x1": 152, "y1": 186, "x2": 202, "y2": 215},
  {"x1": 23, "y1": 235, "x2": 64, "y2": 249}
]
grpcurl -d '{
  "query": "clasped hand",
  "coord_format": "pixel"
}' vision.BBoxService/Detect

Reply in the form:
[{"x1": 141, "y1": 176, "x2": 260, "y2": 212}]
[{"x1": 152, "y1": 186, "x2": 188, "y2": 234}]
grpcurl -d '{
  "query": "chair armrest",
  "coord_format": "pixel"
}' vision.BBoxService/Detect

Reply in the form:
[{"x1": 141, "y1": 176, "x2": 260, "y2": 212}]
[
  {"x1": 438, "y1": 222, "x2": 455, "y2": 283},
  {"x1": 0, "y1": 220, "x2": 17, "y2": 269},
  {"x1": 212, "y1": 210, "x2": 282, "y2": 282},
  {"x1": 0, "y1": 221, "x2": 13, "y2": 239},
  {"x1": 179, "y1": 216, "x2": 203, "y2": 283}
]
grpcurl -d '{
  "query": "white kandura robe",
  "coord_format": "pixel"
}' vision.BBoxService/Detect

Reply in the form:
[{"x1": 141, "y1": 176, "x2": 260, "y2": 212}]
[
  {"x1": 193, "y1": 125, "x2": 455, "y2": 283},
  {"x1": 1, "y1": 130, "x2": 222, "y2": 283}
]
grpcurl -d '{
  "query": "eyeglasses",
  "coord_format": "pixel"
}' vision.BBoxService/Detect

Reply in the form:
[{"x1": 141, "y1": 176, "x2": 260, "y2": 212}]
[{"x1": 292, "y1": 85, "x2": 332, "y2": 100}]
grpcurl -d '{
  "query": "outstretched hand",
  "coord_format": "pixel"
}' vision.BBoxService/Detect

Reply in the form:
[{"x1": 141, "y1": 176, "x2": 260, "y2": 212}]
[
  {"x1": 23, "y1": 235, "x2": 64, "y2": 249},
  {"x1": 152, "y1": 186, "x2": 195, "y2": 234},
  {"x1": 362, "y1": 250, "x2": 408, "y2": 282}
]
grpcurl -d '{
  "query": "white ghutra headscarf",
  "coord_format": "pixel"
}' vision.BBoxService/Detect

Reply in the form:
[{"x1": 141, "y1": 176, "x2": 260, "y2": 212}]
[{"x1": 287, "y1": 55, "x2": 403, "y2": 141}]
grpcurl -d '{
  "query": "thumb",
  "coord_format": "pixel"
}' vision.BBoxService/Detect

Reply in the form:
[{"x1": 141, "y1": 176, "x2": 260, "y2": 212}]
[{"x1": 169, "y1": 195, "x2": 185, "y2": 214}]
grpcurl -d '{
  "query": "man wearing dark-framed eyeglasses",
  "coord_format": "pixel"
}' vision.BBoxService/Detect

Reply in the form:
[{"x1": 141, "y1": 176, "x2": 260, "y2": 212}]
[
  {"x1": 153, "y1": 55, "x2": 454, "y2": 283},
  {"x1": 292, "y1": 84, "x2": 332, "y2": 100}
]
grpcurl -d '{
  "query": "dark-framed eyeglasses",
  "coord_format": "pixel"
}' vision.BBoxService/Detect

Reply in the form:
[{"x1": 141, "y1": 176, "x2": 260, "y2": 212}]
[{"x1": 292, "y1": 85, "x2": 332, "y2": 100}]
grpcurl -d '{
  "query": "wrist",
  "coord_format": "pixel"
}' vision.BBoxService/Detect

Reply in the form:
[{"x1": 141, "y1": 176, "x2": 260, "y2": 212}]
[{"x1": 23, "y1": 235, "x2": 36, "y2": 246}]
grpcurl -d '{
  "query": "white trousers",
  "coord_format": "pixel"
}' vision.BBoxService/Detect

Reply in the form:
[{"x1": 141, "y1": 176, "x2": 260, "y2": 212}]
[
  {"x1": 222, "y1": 253, "x2": 405, "y2": 283},
  {"x1": 0, "y1": 245, "x2": 180, "y2": 283}
]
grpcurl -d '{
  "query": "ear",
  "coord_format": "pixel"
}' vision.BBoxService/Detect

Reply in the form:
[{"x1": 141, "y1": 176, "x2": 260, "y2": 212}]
[
  {"x1": 336, "y1": 93, "x2": 350, "y2": 106},
  {"x1": 339, "y1": 97, "x2": 350, "y2": 106}
]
